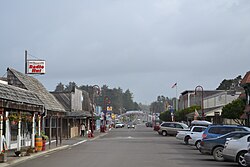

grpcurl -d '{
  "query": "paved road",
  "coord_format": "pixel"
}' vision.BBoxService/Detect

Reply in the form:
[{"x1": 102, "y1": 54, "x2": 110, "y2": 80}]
[{"x1": 10, "y1": 125, "x2": 237, "y2": 167}]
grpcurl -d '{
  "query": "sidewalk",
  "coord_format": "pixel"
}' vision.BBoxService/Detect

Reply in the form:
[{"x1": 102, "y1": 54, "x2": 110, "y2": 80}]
[{"x1": 0, "y1": 130, "x2": 109, "y2": 167}]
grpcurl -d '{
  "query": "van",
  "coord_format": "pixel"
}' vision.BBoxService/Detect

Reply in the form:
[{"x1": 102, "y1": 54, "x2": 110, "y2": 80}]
[{"x1": 158, "y1": 122, "x2": 189, "y2": 136}]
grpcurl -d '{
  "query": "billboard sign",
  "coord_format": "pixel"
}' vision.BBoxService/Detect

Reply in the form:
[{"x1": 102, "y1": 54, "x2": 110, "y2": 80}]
[{"x1": 27, "y1": 60, "x2": 46, "y2": 74}]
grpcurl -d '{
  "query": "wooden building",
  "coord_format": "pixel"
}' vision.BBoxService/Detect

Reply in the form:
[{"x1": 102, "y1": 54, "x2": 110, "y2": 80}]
[
  {"x1": 7, "y1": 68, "x2": 66, "y2": 146},
  {"x1": 0, "y1": 81, "x2": 43, "y2": 151},
  {"x1": 51, "y1": 87, "x2": 92, "y2": 138}
]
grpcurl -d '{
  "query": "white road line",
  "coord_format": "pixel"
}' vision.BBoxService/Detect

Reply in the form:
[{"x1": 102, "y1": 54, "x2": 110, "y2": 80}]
[{"x1": 72, "y1": 140, "x2": 87, "y2": 146}]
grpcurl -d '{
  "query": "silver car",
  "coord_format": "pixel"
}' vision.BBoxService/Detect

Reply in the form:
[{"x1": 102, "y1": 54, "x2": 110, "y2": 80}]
[{"x1": 158, "y1": 122, "x2": 189, "y2": 136}]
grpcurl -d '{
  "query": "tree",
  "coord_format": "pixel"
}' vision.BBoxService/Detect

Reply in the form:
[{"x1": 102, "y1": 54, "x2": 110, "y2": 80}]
[
  {"x1": 175, "y1": 106, "x2": 201, "y2": 122},
  {"x1": 65, "y1": 82, "x2": 77, "y2": 92},
  {"x1": 159, "y1": 111, "x2": 172, "y2": 122},
  {"x1": 216, "y1": 75, "x2": 242, "y2": 90},
  {"x1": 221, "y1": 98, "x2": 245, "y2": 125},
  {"x1": 54, "y1": 82, "x2": 64, "y2": 92}
]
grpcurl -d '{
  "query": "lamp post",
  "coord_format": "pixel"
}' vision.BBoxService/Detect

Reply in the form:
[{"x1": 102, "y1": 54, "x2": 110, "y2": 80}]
[
  {"x1": 91, "y1": 85, "x2": 100, "y2": 135},
  {"x1": 195, "y1": 85, "x2": 204, "y2": 120},
  {"x1": 104, "y1": 96, "x2": 111, "y2": 131}
]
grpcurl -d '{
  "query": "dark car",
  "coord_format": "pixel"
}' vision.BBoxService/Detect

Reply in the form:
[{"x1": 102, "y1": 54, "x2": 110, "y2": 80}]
[
  {"x1": 202, "y1": 125, "x2": 250, "y2": 139},
  {"x1": 200, "y1": 131, "x2": 250, "y2": 161}
]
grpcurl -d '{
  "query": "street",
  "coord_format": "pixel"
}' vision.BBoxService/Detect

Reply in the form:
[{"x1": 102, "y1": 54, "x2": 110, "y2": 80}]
[{"x1": 11, "y1": 125, "x2": 237, "y2": 167}]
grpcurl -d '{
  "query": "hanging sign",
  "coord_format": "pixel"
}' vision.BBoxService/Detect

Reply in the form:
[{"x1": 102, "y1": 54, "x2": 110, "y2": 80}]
[{"x1": 27, "y1": 60, "x2": 46, "y2": 74}]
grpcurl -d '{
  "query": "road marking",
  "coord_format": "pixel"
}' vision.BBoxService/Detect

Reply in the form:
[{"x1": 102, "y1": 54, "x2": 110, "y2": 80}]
[{"x1": 72, "y1": 140, "x2": 87, "y2": 146}]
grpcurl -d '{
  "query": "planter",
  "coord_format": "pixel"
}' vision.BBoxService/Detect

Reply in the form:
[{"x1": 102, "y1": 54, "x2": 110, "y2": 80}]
[
  {"x1": 0, "y1": 153, "x2": 7, "y2": 163},
  {"x1": 42, "y1": 140, "x2": 46, "y2": 151},
  {"x1": 35, "y1": 136, "x2": 43, "y2": 152}
]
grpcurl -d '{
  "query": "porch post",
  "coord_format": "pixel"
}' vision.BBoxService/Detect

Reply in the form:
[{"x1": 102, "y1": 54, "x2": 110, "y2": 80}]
[
  {"x1": 49, "y1": 116, "x2": 52, "y2": 149},
  {"x1": 56, "y1": 116, "x2": 58, "y2": 147},
  {"x1": 31, "y1": 113, "x2": 35, "y2": 148},
  {"x1": 38, "y1": 114, "x2": 41, "y2": 136},
  {"x1": 17, "y1": 111, "x2": 21, "y2": 151},
  {"x1": 67, "y1": 117, "x2": 69, "y2": 139},
  {"x1": 0, "y1": 113, "x2": 3, "y2": 152},
  {"x1": 5, "y1": 111, "x2": 10, "y2": 149},
  {"x1": 60, "y1": 117, "x2": 62, "y2": 145}
]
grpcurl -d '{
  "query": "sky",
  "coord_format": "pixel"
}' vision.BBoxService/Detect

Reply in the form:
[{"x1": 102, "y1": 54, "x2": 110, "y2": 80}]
[{"x1": 0, "y1": 0, "x2": 250, "y2": 104}]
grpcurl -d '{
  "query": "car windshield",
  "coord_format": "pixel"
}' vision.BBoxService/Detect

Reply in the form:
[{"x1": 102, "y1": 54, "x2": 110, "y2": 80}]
[{"x1": 180, "y1": 123, "x2": 189, "y2": 129}]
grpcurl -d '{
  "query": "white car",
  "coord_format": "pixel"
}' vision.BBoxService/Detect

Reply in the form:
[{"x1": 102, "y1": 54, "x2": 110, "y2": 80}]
[
  {"x1": 115, "y1": 122, "x2": 125, "y2": 128},
  {"x1": 188, "y1": 130, "x2": 206, "y2": 150},
  {"x1": 222, "y1": 134, "x2": 250, "y2": 167},
  {"x1": 176, "y1": 126, "x2": 206, "y2": 150}
]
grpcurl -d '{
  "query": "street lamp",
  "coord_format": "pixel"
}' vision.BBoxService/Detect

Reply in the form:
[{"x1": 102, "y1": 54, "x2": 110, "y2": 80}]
[
  {"x1": 91, "y1": 85, "x2": 101, "y2": 135},
  {"x1": 195, "y1": 85, "x2": 204, "y2": 120}
]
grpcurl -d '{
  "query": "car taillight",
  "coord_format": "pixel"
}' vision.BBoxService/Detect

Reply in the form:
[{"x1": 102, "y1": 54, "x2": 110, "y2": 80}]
[{"x1": 202, "y1": 134, "x2": 207, "y2": 139}]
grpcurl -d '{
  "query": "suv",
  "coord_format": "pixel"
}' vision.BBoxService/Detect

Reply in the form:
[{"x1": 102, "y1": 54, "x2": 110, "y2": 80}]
[
  {"x1": 202, "y1": 125, "x2": 250, "y2": 139},
  {"x1": 158, "y1": 122, "x2": 189, "y2": 136}
]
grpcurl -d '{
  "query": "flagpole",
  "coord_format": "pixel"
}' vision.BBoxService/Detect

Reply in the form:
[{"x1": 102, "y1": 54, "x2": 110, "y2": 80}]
[{"x1": 175, "y1": 84, "x2": 178, "y2": 111}]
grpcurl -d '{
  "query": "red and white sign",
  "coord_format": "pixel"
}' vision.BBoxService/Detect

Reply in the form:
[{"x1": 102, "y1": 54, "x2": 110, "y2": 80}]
[{"x1": 27, "y1": 60, "x2": 46, "y2": 74}]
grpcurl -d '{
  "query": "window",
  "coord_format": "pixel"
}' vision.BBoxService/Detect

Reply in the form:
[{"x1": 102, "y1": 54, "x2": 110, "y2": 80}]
[
  {"x1": 231, "y1": 133, "x2": 246, "y2": 140},
  {"x1": 161, "y1": 123, "x2": 169, "y2": 127},
  {"x1": 45, "y1": 118, "x2": 59, "y2": 128},
  {"x1": 193, "y1": 127, "x2": 205, "y2": 132},
  {"x1": 234, "y1": 128, "x2": 247, "y2": 132},
  {"x1": 175, "y1": 124, "x2": 183, "y2": 129}
]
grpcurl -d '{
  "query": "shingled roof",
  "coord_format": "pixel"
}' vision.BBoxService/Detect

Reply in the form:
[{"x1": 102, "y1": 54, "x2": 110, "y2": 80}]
[
  {"x1": 51, "y1": 92, "x2": 71, "y2": 111},
  {"x1": 241, "y1": 71, "x2": 250, "y2": 85},
  {"x1": 7, "y1": 68, "x2": 65, "y2": 112},
  {"x1": 0, "y1": 82, "x2": 43, "y2": 106}
]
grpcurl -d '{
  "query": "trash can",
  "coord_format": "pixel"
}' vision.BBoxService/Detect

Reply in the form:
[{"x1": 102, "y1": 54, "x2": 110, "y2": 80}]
[{"x1": 35, "y1": 136, "x2": 43, "y2": 152}]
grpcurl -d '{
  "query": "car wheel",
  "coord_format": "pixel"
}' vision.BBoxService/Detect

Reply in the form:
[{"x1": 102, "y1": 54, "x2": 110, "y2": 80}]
[
  {"x1": 162, "y1": 131, "x2": 168, "y2": 136},
  {"x1": 237, "y1": 151, "x2": 248, "y2": 167},
  {"x1": 184, "y1": 136, "x2": 190, "y2": 145},
  {"x1": 213, "y1": 146, "x2": 224, "y2": 161},
  {"x1": 195, "y1": 140, "x2": 201, "y2": 150}
]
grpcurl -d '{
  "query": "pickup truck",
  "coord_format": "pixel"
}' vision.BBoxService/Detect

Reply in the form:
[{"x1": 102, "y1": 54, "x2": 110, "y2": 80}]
[{"x1": 176, "y1": 126, "x2": 207, "y2": 149}]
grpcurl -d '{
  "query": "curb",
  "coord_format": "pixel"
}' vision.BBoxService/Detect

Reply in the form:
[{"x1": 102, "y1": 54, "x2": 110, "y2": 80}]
[
  {"x1": 0, "y1": 131, "x2": 109, "y2": 167},
  {"x1": 0, "y1": 145, "x2": 69, "y2": 167}
]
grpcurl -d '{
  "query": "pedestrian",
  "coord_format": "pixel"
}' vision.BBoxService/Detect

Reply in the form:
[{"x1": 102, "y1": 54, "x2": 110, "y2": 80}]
[{"x1": 80, "y1": 123, "x2": 86, "y2": 137}]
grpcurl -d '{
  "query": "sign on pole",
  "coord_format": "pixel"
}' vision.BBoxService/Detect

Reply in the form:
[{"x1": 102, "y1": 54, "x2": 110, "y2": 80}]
[{"x1": 27, "y1": 60, "x2": 46, "y2": 74}]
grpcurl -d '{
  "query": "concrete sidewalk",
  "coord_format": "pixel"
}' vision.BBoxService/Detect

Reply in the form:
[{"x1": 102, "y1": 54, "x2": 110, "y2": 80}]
[{"x1": 0, "y1": 130, "x2": 109, "y2": 167}]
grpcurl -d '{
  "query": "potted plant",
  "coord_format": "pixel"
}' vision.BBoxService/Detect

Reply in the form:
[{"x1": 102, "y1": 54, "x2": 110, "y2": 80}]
[
  {"x1": 41, "y1": 131, "x2": 48, "y2": 151},
  {"x1": 0, "y1": 150, "x2": 7, "y2": 162}
]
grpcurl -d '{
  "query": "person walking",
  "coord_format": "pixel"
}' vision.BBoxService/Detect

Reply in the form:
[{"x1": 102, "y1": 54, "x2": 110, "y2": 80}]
[{"x1": 80, "y1": 123, "x2": 86, "y2": 137}]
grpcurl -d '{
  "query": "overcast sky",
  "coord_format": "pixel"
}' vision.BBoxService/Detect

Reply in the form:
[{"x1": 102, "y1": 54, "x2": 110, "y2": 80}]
[{"x1": 0, "y1": 0, "x2": 250, "y2": 104}]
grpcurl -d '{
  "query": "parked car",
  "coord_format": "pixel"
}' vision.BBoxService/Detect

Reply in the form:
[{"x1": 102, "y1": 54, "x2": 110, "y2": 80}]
[
  {"x1": 187, "y1": 126, "x2": 207, "y2": 150},
  {"x1": 200, "y1": 131, "x2": 250, "y2": 161},
  {"x1": 202, "y1": 125, "x2": 250, "y2": 140},
  {"x1": 158, "y1": 122, "x2": 189, "y2": 136},
  {"x1": 115, "y1": 122, "x2": 125, "y2": 128},
  {"x1": 222, "y1": 134, "x2": 250, "y2": 167},
  {"x1": 244, "y1": 146, "x2": 250, "y2": 167},
  {"x1": 176, "y1": 126, "x2": 206, "y2": 147}
]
